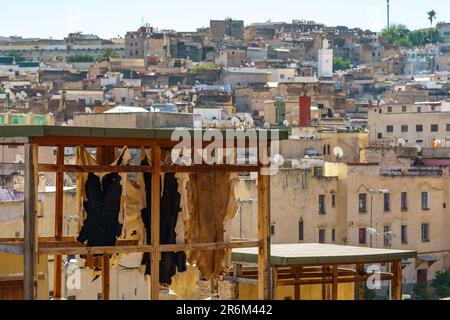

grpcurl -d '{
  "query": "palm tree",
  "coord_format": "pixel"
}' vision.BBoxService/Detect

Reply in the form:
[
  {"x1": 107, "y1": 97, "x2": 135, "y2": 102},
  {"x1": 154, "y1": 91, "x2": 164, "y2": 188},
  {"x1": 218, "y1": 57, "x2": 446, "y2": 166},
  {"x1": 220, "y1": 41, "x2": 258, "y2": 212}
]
[
  {"x1": 98, "y1": 48, "x2": 118, "y2": 62},
  {"x1": 428, "y1": 10, "x2": 437, "y2": 43}
]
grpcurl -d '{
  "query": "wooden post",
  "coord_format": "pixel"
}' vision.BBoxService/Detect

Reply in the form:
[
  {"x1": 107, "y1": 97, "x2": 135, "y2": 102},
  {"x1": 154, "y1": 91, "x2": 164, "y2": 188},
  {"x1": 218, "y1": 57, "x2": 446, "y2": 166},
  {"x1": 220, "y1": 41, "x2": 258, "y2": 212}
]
[
  {"x1": 272, "y1": 267, "x2": 278, "y2": 300},
  {"x1": 392, "y1": 261, "x2": 403, "y2": 301},
  {"x1": 102, "y1": 255, "x2": 110, "y2": 300},
  {"x1": 332, "y1": 265, "x2": 339, "y2": 300},
  {"x1": 322, "y1": 266, "x2": 327, "y2": 300},
  {"x1": 356, "y1": 264, "x2": 365, "y2": 300},
  {"x1": 96, "y1": 147, "x2": 114, "y2": 301},
  {"x1": 150, "y1": 146, "x2": 161, "y2": 300},
  {"x1": 234, "y1": 264, "x2": 242, "y2": 299},
  {"x1": 293, "y1": 267, "x2": 301, "y2": 301},
  {"x1": 53, "y1": 146, "x2": 64, "y2": 300},
  {"x1": 258, "y1": 167, "x2": 271, "y2": 300},
  {"x1": 24, "y1": 143, "x2": 38, "y2": 300}
]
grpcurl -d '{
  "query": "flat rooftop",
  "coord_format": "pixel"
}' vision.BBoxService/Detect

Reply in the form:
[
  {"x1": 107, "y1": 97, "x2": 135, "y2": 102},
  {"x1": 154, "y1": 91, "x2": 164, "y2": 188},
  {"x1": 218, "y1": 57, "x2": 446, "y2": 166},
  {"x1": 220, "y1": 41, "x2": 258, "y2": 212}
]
[
  {"x1": 232, "y1": 243, "x2": 417, "y2": 266},
  {"x1": 0, "y1": 125, "x2": 289, "y2": 141}
]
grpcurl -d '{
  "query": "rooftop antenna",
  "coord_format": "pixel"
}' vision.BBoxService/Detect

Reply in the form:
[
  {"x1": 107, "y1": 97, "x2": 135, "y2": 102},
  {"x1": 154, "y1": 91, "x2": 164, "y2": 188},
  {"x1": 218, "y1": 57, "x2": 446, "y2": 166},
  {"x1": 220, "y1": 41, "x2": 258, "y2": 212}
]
[{"x1": 387, "y1": 0, "x2": 391, "y2": 29}]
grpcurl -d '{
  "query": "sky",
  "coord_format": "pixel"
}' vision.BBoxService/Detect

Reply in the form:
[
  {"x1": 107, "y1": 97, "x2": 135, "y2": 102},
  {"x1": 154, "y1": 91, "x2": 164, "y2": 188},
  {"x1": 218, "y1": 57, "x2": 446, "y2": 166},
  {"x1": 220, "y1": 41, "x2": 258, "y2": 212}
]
[{"x1": 1, "y1": 0, "x2": 449, "y2": 39}]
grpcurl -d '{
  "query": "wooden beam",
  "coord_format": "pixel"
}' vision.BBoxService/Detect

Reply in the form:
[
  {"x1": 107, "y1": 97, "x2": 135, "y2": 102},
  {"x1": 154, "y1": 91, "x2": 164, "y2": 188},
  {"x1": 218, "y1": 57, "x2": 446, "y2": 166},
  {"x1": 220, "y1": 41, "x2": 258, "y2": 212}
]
[
  {"x1": 102, "y1": 255, "x2": 110, "y2": 300},
  {"x1": 23, "y1": 143, "x2": 38, "y2": 301},
  {"x1": 161, "y1": 165, "x2": 261, "y2": 173},
  {"x1": 0, "y1": 244, "x2": 24, "y2": 255},
  {"x1": 151, "y1": 146, "x2": 161, "y2": 301},
  {"x1": 258, "y1": 167, "x2": 271, "y2": 300},
  {"x1": 38, "y1": 164, "x2": 260, "y2": 174},
  {"x1": 53, "y1": 146, "x2": 64, "y2": 300},
  {"x1": 0, "y1": 163, "x2": 25, "y2": 171},
  {"x1": 392, "y1": 261, "x2": 403, "y2": 301},
  {"x1": 38, "y1": 164, "x2": 155, "y2": 173}
]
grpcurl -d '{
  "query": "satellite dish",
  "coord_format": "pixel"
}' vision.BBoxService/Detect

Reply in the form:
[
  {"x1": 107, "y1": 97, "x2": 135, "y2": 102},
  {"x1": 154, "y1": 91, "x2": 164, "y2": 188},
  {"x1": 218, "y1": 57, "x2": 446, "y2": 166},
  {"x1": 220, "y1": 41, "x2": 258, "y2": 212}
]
[
  {"x1": 231, "y1": 117, "x2": 242, "y2": 128},
  {"x1": 273, "y1": 154, "x2": 285, "y2": 167},
  {"x1": 415, "y1": 144, "x2": 423, "y2": 153},
  {"x1": 283, "y1": 120, "x2": 290, "y2": 128},
  {"x1": 85, "y1": 107, "x2": 93, "y2": 114},
  {"x1": 291, "y1": 160, "x2": 301, "y2": 169},
  {"x1": 164, "y1": 91, "x2": 174, "y2": 100},
  {"x1": 264, "y1": 122, "x2": 271, "y2": 129},
  {"x1": 397, "y1": 138, "x2": 406, "y2": 147},
  {"x1": 15, "y1": 154, "x2": 25, "y2": 164},
  {"x1": 292, "y1": 120, "x2": 298, "y2": 127},
  {"x1": 333, "y1": 147, "x2": 344, "y2": 159},
  {"x1": 389, "y1": 142, "x2": 396, "y2": 148}
]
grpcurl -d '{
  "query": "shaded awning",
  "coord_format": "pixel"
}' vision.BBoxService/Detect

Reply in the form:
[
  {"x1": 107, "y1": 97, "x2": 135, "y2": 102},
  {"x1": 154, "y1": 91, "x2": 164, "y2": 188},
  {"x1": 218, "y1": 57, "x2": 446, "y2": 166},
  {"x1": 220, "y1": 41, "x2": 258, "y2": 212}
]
[{"x1": 416, "y1": 255, "x2": 440, "y2": 268}]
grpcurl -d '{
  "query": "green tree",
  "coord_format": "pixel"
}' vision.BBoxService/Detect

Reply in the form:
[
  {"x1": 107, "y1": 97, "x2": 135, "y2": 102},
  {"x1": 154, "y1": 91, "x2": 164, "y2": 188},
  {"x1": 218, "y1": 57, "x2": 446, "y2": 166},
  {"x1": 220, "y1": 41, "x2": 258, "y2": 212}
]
[
  {"x1": 333, "y1": 56, "x2": 352, "y2": 71},
  {"x1": 381, "y1": 24, "x2": 412, "y2": 47},
  {"x1": 97, "y1": 48, "x2": 118, "y2": 62},
  {"x1": 66, "y1": 54, "x2": 95, "y2": 63},
  {"x1": 431, "y1": 269, "x2": 450, "y2": 299},
  {"x1": 413, "y1": 284, "x2": 432, "y2": 300},
  {"x1": 428, "y1": 10, "x2": 437, "y2": 43}
]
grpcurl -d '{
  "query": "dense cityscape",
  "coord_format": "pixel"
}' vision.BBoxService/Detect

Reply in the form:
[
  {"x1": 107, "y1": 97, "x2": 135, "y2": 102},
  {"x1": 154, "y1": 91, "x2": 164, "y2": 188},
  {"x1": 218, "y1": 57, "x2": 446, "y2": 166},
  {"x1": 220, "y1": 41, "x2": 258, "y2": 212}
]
[{"x1": 0, "y1": 2, "x2": 450, "y2": 303}]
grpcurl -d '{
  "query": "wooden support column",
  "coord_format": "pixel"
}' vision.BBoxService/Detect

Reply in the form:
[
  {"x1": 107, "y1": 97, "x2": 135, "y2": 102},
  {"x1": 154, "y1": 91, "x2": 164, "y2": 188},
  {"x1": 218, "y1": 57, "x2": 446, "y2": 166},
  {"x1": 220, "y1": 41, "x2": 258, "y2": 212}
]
[
  {"x1": 258, "y1": 167, "x2": 271, "y2": 300},
  {"x1": 356, "y1": 264, "x2": 365, "y2": 300},
  {"x1": 322, "y1": 266, "x2": 327, "y2": 300},
  {"x1": 53, "y1": 146, "x2": 64, "y2": 300},
  {"x1": 102, "y1": 255, "x2": 110, "y2": 300},
  {"x1": 234, "y1": 264, "x2": 243, "y2": 299},
  {"x1": 24, "y1": 143, "x2": 38, "y2": 300},
  {"x1": 293, "y1": 266, "x2": 302, "y2": 301},
  {"x1": 272, "y1": 267, "x2": 279, "y2": 300},
  {"x1": 332, "y1": 265, "x2": 339, "y2": 300},
  {"x1": 392, "y1": 261, "x2": 403, "y2": 301},
  {"x1": 150, "y1": 146, "x2": 161, "y2": 300},
  {"x1": 96, "y1": 146, "x2": 114, "y2": 301}
]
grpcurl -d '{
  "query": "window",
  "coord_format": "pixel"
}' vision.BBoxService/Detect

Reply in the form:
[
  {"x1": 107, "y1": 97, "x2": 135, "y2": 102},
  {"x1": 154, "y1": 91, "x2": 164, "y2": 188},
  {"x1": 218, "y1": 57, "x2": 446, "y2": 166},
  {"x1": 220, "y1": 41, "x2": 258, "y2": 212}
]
[
  {"x1": 416, "y1": 125, "x2": 423, "y2": 132},
  {"x1": 271, "y1": 224, "x2": 276, "y2": 236},
  {"x1": 401, "y1": 192, "x2": 408, "y2": 211},
  {"x1": 387, "y1": 106, "x2": 393, "y2": 113},
  {"x1": 332, "y1": 229, "x2": 336, "y2": 242},
  {"x1": 401, "y1": 125, "x2": 408, "y2": 133},
  {"x1": 359, "y1": 194, "x2": 367, "y2": 213},
  {"x1": 386, "y1": 125, "x2": 394, "y2": 133},
  {"x1": 377, "y1": 133, "x2": 383, "y2": 140},
  {"x1": 384, "y1": 193, "x2": 391, "y2": 212},
  {"x1": 402, "y1": 106, "x2": 407, "y2": 112},
  {"x1": 422, "y1": 192, "x2": 430, "y2": 210},
  {"x1": 314, "y1": 167, "x2": 323, "y2": 177},
  {"x1": 431, "y1": 124, "x2": 439, "y2": 132},
  {"x1": 384, "y1": 226, "x2": 391, "y2": 247},
  {"x1": 319, "y1": 195, "x2": 326, "y2": 214},
  {"x1": 331, "y1": 194, "x2": 336, "y2": 208},
  {"x1": 421, "y1": 224, "x2": 430, "y2": 242},
  {"x1": 417, "y1": 107, "x2": 422, "y2": 113},
  {"x1": 319, "y1": 229, "x2": 326, "y2": 244},
  {"x1": 446, "y1": 124, "x2": 450, "y2": 132},
  {"x1": 359, "y1": 228, "x2": 367, "y2": 244},
  {"x1": 401, "y1": 225, "x2": 408, "y2": 244},
  {"x1": 299, "y1": 220, "x2": 304, "y2": 241}
]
